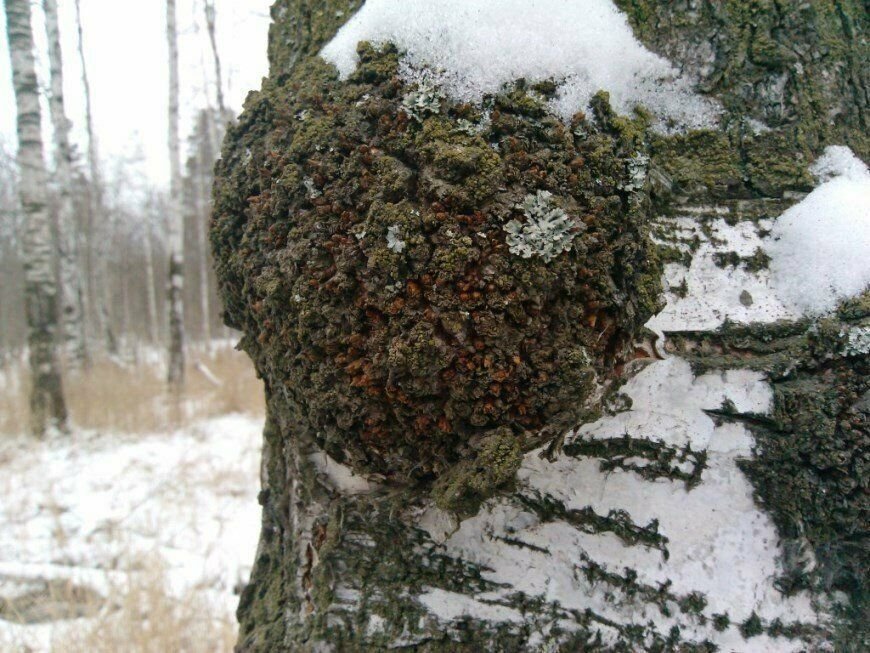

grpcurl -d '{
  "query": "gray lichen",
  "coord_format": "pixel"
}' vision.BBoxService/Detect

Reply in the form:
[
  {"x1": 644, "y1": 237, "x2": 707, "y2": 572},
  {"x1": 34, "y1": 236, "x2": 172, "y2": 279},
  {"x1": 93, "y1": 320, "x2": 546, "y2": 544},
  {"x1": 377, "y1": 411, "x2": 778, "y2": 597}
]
[
  {"x1": 843, "y1": 326, "x2": 870, "y2": 357},
  {"x1": 386, "y1": 224, "x2": 406, "y2": 253},
  {"x1": 503, "y1": 191, "x2": 584, "y2": 262},
  {"x1": 624, "y1": 152, "x2": 650, "y2": 192},
  {"x1": 401, "y1": 79, "x2": 444, "y2": 122}
]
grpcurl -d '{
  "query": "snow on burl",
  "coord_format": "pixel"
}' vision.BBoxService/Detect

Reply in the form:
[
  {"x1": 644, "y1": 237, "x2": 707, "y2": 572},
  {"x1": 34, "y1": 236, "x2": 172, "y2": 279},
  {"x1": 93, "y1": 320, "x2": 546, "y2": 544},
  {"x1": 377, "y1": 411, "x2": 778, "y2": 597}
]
[{"x1": 321, "y1": 0, "x2": 719, "y2": 128}]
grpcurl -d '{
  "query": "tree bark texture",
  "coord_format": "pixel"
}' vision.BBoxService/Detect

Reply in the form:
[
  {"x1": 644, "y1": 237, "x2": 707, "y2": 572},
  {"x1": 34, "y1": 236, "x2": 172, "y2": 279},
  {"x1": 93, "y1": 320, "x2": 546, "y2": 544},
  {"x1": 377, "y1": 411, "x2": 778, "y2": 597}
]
[
  {"x1": 4, "y1": 0, "x2": 68, "y2": 437},
  {"x1": 43, "y1": 0, "x2": 88, "y2": 369},
  {"x1": 214, "y1": 2, "x2": 868, "y2": 651},
  {"x1": 166, "y1": 0, "x2": 186, "y2": 387}
]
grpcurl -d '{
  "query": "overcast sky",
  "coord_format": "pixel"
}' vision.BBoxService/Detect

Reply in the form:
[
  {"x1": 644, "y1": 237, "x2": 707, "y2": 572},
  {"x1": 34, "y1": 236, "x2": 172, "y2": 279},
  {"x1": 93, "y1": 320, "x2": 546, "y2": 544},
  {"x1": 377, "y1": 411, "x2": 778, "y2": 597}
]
[{"x1": 1, "y1": 0, "x2": 273, "y2": 187}]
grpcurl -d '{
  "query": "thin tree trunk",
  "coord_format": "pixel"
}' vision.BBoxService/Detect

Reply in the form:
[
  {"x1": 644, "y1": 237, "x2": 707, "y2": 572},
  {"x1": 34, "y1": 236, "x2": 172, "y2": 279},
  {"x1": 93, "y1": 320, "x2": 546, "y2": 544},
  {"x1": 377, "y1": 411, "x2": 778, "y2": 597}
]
[
  {"x1": 73, "y1": 0, "x2": 116, "y2": 356},
  {"x1": 4, "y1": 0, "x2": 68, "y2": 437},
  {"x1": 43, "y1": 0, "x2": 87, "y2": 370},
  {"x1": 201, "y1": 1, "x2": 222, "y2": 346},
  {"x1": 143, "y1": 222, "x2": 159, "y2": 346},
  {"x1": 203, "y1": 0, "x2": 225, "y2": 116},
  {"x1": 166, "y1": 0, "x2": 185, "y2": 387},
  {"x1": 120, "y1": 257, "x2": 131, "y2": 352},
  {"x1": 194, "y1": 147, "x2": 211, "y2": 344}
]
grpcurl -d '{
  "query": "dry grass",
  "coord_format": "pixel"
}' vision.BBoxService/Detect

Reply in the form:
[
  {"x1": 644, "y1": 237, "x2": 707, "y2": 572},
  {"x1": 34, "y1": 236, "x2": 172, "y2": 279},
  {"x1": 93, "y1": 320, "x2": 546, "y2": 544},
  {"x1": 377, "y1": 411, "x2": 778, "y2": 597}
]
[
  {"x1": 52, "y1": 557, "x2": 237, "y2": 653},
  {"x1": 0, "y1": 344, "x2": 260, "y2": 650},
  {"x1": 0, "y1": 555, "x2": 237, "y2": 653},
  {"x1": 0, "y1": 355, "x2": 28, "y2": 436},
  {"x1": 0, "y1": 343, "x2": 264, "y2": 437}
]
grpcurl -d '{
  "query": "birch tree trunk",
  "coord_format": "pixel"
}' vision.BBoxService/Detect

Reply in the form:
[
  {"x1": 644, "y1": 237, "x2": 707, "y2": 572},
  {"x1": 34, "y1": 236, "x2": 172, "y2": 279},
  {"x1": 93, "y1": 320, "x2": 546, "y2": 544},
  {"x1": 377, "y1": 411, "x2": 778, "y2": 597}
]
[
  {"x1": 73, "y1": 0, "x2": 116, "y2": 356},
  {"x1": 213, "y1": 2, "x2": 868, "y2": 651},
  {"x1": 4, "y1": 0, "x2": 68, "y2": 437},
  {"x1": 166, "y1": 0, "x2": 185, "y2": 387},
  {"x1": 43, "y1": 0, "x2": 87, "y2": 370}
]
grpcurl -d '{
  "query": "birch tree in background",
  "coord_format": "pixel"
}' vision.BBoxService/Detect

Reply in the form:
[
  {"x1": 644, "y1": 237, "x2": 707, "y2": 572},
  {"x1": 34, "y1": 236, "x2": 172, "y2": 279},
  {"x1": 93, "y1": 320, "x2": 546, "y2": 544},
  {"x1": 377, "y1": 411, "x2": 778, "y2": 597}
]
[
  {"x1": 4, "y1": 0, "x2": 67, "y2": 436},
  {"x1": 44, "y1": 0, "x2": 87, "y2": 369},
  {"x1": 166, "y1": 0, "x2": 185, "y2": 387},
  {"x1": 191, "y1": 128, "x2": 211, "y2": 343},
  {"x1": 73, "y1": 0, "x2": 116, "y2": 356}
]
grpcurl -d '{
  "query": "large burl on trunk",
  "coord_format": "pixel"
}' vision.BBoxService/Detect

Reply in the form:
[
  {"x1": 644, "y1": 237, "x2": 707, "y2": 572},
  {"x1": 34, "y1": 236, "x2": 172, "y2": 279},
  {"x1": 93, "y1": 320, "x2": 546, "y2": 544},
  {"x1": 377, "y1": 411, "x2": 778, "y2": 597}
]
[{"x1": 212, "y1": 2, "x2": 867, "y2": 651}]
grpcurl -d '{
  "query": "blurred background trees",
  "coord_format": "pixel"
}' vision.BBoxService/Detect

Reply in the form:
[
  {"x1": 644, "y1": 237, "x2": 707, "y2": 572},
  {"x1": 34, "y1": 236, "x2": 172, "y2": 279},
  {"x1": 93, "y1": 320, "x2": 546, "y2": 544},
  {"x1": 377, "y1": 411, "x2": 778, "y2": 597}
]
[{"x1": 1, "y1": 0, "x2": 267, "y2": 434}]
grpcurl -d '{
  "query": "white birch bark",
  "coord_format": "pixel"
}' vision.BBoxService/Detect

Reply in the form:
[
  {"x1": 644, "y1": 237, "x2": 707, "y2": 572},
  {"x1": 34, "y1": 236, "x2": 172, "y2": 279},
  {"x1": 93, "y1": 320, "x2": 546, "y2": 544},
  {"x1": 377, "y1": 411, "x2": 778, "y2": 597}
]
[
  {"x1": 166, "y1": 0, "x2": 185, "y2": 387},
  {"x1": 43, "y1": 0, "x2": 87, "y2": 370},
  {"x1": 200, "y1": 1, "x2": 225, "y2": 347},
  {"x1": 4, "y1": 0, "x2": 68, "y2": 436}
]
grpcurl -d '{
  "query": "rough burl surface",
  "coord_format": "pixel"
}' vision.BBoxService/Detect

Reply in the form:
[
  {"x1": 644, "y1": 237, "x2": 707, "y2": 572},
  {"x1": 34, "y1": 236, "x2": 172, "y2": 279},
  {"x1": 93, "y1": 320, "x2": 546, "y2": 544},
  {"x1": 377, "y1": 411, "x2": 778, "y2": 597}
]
[{"x1": 212, "y1": 44, "x2": 661, "y2": 496}]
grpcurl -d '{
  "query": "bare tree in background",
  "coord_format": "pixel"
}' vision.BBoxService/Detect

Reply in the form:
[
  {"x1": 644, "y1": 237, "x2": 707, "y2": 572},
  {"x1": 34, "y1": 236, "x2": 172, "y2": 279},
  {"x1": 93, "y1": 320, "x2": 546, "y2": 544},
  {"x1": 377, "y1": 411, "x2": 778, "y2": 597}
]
[
  {"x1": 203, "y1": 0, "x2": 225, "y2": 116},
  {"x1": 199, "y1": 0, "x2": 232, "y2": 345},
  {"x1": 191, "y1": 128, "x2": 211, "y2": 344},
  {"x1": 142, "y1": 202, "x2": 160, "y2": 346},
  {"x1": 4, "y1": 0, "x2": 67, "y2": 436},
  {"x1": 166, "y1": 0, "x2": 185, "y2": 387},
  {"x1": 44, "y1": 0, "x2": 87, "y2": 369},
  {"x1": 74, "y1": 0, "x2": 116, "y2": 355},
  {"x1": 0, "y1": 141, "x2": 25, "y2": 361}
]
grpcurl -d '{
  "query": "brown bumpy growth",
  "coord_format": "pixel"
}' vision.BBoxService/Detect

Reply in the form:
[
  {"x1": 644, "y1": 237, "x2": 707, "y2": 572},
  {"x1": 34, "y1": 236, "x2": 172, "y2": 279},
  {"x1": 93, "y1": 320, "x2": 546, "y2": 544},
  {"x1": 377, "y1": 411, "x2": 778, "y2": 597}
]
[{"x1": 212, "y1": 43, "x2": 661, "y2": 492}]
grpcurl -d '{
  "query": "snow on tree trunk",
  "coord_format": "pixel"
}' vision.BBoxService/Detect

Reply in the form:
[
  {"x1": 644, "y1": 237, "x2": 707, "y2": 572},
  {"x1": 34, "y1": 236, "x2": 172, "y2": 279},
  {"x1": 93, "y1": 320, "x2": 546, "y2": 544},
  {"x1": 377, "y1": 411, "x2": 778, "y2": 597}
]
[
  {"x1": 213, "y1": 1, "x2": 868, "y2": 651},
  {"x1": 43, "y1": 0, "x2": 87, "y2": 370},
  {"x1": 4, "y1": 0, "x2": 68, "y2": 437},
  {"x1": 166, "y1": 0, "x2": 185, "y2": 387}
]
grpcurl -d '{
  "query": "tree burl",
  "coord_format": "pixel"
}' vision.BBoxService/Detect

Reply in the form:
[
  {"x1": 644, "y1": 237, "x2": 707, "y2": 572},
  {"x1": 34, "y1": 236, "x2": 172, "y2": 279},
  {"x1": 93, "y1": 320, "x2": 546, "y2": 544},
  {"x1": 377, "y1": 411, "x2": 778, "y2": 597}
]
[{"x1": 211, "y1": 44, "x2": 662, "y2": 511}]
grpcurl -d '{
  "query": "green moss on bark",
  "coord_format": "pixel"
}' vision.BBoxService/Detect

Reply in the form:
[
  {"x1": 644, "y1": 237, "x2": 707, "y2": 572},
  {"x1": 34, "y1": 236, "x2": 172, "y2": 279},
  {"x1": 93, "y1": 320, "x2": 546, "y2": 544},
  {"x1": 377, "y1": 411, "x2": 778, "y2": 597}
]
[{"x1": 616, "y1": 0, "x2": 868, "y2": 158}]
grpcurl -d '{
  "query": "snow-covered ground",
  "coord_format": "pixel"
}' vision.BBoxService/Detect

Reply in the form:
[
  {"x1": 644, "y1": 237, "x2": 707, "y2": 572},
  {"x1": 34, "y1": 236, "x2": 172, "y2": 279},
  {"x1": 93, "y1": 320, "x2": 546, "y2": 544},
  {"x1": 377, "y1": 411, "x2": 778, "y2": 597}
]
[{"x1": 0, "y1": 414, "x2": 262, "y2": 651}]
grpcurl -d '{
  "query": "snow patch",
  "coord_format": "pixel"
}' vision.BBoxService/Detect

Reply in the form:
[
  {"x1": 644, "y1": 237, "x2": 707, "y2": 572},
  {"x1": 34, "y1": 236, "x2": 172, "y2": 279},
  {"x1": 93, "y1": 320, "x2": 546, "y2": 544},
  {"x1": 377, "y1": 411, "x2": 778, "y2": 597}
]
[
  {"x1": 0, "y1": 415, "x2": 263, "y2": 646},
  {"x1": 768, "y1": 146, "x2": 870, "y2": 315},
  {"x1": 321, "y1": 0, "x2": 719, "y2": 127}
]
